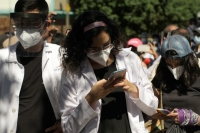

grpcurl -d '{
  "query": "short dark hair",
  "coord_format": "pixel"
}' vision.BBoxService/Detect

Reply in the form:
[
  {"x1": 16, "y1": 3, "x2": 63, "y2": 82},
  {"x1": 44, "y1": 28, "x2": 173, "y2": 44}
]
[
  {"x1": 51, "y1": 33, "x2": 65, "y2": 45},
  {"x1": 14, "y1": 0, "x2": 49, "y2": 15},
  {"x1": 189, "y1": 18, "x2": 197, "y2": 25}
]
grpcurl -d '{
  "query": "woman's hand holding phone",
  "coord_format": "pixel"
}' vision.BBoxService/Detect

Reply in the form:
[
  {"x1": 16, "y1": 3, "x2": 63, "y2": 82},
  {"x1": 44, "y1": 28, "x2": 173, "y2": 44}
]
[
  {"x1": 151, "y1": 108, "x2": 171, "y2": 120},
  {"x1": 114, "y1": 78, "x2": 139, "y2": 98},
  {"x1": 104, "y1": 68, "x2": 139, "y2": 98},
  {"x1": 85, "y1": 79, "x2": 121, "y2": 108}
]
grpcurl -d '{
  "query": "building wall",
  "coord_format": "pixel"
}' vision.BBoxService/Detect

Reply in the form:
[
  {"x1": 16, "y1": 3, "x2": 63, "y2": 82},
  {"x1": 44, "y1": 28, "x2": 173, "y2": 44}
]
[
  {"x1": 54, "y1": 0, "x2": 66, "y2": 11},
  {"x1": 0, "y1": 17, "x2": 10, "y2": 34}
]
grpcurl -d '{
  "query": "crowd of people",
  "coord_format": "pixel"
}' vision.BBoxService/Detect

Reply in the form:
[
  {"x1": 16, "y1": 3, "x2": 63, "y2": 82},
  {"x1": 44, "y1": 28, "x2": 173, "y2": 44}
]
[{"x1": 1, "y1": 0, "x2": 200, "y2": 133}]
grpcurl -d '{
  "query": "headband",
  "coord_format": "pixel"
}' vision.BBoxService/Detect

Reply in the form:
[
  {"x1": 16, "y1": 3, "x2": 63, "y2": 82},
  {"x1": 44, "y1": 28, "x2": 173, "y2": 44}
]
[{"x1": 84, "y1": 21, "x2": 107, "y2": 32}]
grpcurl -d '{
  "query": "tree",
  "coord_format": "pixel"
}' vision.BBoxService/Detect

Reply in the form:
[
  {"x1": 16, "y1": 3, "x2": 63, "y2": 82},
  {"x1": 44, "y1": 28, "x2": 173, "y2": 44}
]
[{"x1": 70, "y1": 0, "x2": 200, "y2": 38}]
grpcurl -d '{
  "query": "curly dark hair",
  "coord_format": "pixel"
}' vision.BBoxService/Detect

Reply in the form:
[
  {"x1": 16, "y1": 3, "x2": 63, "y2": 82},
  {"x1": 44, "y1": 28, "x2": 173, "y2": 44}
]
[
  {"x1": 154, "y1": 51, "x2": 200, "y2": 95},
  {"x1": 60, "y1": 10, "x2": 126, "y2": 73}
]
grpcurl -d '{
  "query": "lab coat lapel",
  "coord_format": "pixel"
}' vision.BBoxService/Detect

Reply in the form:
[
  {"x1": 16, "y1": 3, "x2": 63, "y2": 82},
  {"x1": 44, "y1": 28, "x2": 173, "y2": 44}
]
[
  {"x1": 80, "y1": 58, "x2": 97, "y2": 86},
  {"x1": 115, "y1": 48, "x2": 131, "y2": 80},
  {"x1": 42, "y1": 42, "x2": 50, "y2": 72}
]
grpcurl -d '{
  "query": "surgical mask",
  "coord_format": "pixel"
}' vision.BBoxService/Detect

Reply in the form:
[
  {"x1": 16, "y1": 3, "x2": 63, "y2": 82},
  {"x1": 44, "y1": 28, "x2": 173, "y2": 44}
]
[
  {"x1": 167, "y1": 65, "x2": 184, "y2": 80},
  {"x1": 87, "y1": 46, "x2": 113, "y2": 66},
  {"x1": 193, "y1": 36, "x2": 200, "y2": 45},
  {"x1": 189, "y1": 25, "x2": 196, "y2": 31},
  {"x1": 16, "y1": 28, "x2": 42, "y2": 49}
]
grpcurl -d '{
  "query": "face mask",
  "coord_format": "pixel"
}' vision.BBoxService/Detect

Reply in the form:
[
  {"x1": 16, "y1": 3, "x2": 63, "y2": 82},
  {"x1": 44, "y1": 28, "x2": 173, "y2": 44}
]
[
  {"x1": 167, "y1": 65, "x2": 184, "y2": 80},
  {"x1": 16, "y1": 28, "x2": 42, "y2": 49},
  {"x1": 189, "y1": 25, "x2": 196, "y2": 31},
  {"x1": 153, "y1": 38, "x2": 158, "y2": 44},
  {"x1": 87, "y1": 46, "x2": 113, "y2": 66},
  {"x1": 193, "y1": 36, "x2": 200, "y2": 45}
]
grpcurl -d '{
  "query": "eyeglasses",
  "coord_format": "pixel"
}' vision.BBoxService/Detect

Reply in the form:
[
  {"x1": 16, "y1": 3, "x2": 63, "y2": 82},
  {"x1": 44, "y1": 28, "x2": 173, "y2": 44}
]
[{"x1": 86, "y1": 44, "x2": 113, "y2": 53}]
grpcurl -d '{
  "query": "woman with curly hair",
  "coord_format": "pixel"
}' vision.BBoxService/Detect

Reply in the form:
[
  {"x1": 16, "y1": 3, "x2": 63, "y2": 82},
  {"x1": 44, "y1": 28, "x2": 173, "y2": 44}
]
[
  {"x1": 59, "y1": 10, "x2": 158, "y2": 133},
  {"x1": 152, "y1": 35, "x2": 200, "y2": 132}
]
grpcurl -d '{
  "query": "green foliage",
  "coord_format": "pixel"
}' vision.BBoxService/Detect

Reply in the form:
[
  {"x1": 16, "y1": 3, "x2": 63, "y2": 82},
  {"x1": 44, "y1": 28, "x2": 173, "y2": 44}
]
[{"x1": 70, "y1": 0, "x2": 200, "y2": 38}]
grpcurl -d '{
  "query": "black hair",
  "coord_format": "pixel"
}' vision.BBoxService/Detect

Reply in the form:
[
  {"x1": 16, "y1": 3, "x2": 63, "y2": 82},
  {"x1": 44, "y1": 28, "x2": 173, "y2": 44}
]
[
  {"x1": 189, "y1": 18, "x2": 197, "y2": 25},
  {"x1": 51, "y1": 33, "x2": 65, "y2": 45},
  {"x1": 154, "y1": 51, "x2": 200, "y2": 95},
  {"x1": 60, "y1": 10, "x2": 126, "y2": 73},
  {"x1": 14, "y1": 0, "x2": 49, "y2": 15}
]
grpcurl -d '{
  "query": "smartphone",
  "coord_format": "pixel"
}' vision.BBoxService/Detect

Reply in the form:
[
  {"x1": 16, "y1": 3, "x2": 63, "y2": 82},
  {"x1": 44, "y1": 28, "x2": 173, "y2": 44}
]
[
  {"x1": 137, "y1": 45, "x2": 150, "y2": 52},
  {"x1": 157, "y1": 108, "x2": 170, "y2": 115},
  {"x1": 50, "y1": 14, "x2": 57, "y2": 21},
  {"x1": 108, "y1": 68, "x2": 126, "y2": 80}
]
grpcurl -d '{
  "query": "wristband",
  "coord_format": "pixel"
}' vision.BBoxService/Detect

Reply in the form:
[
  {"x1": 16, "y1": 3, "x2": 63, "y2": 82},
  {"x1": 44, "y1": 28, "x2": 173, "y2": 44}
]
[{"x1": 177, "y1": 109, "x2": 199, "y2": 126}]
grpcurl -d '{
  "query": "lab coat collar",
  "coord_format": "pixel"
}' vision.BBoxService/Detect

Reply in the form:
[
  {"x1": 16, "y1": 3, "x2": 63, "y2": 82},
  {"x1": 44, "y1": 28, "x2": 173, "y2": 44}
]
[
  {"x1": 6, "y1": 41, "x2": 50, "y2": 71},
  {"x1": 114, "y1": 47, "x2": 131, "y2": 69},
  {"x1": 80, "y1": 57, "x2": 97, "y2": 86}
]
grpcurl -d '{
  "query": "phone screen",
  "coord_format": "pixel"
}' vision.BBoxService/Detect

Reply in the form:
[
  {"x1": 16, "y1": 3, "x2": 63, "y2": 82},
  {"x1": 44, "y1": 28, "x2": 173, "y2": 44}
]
[
  {"x1": 104, "y1": 68, "x2": 126, "y2": 87},
  {"x1": 157, "y1": 108, "x2": 170, "y2": 115},
  {"x1": 137, "y1": 45, "x2": 150, "y2": 52},
  {"x1": 108, "y1": 68, "x2": 126, "y2": 80}
]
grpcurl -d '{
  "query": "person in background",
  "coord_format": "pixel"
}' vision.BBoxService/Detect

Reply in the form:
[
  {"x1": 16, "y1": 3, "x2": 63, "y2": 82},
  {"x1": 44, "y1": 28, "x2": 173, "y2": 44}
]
[
  {"x1": 126, "y1": 38, "x2": 158, "y2": 70},
  {"x1": 43, "y1": 12, "x2": 59, "y2": 43},
  {"x1": 48, "y1": 32, "x2": 65, "y2": 45},
  {"x1": 187, "y1": 18, "x2": 198, "y2": 38},
  {"x1": 151, "y1": 35, "x2": 200, "y2": 133},
  {"x1": 141, "y1": 32, "x2": 148, "y2": 44},
  {"x1": 59, "y1": 10, "x2": 158, "y2": 133},
  {"x1": 163, "y1": 24, "x2": 179, "y2": 40},
  {"x1": 193, "y1": 27, "x2": 200, "y2": 57},
  {"x1": 126, "y1": 38, "x2": 148, "y2": 68},
  {"x1": 0, "y1": 0, "x2": 63, "y2": 133},
  {"x1": 152, "y1": 34, "x2": 161, "y2": 55},
  {"x1": 147, "y1": 24, "x2": 179, "y2": 81}
]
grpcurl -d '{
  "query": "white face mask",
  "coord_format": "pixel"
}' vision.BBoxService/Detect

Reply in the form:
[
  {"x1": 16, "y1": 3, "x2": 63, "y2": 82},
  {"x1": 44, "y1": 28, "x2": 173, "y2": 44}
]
[
  {"x1": 87, "y1": 46, "x2": 113, "y2": 66},
  {"x1": 167, "y1": 65, "x2": 184, "y2": 80},
  {"x1": 16, "y1": 28, "x2": 42, "y2": 49},
  {"x1": 193, "y1": 36, "x2": 200, "y2": 45},
  {"x1": 189, "y1": 25, "x2": 196, "y2": 31}
]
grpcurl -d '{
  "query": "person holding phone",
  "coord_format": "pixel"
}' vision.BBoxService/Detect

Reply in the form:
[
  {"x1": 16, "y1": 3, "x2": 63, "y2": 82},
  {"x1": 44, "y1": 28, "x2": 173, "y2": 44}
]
[
  {"x1": 58, "y1": 10, "x2": 158, "y2": 133},
  {"x1": 151, "y1": 35, "x2": 200, "y2": 132}
]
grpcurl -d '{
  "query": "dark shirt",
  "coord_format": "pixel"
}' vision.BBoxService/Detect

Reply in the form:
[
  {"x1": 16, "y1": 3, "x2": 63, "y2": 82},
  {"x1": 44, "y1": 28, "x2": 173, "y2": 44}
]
[
  {"x1": 16, "y1": 49, "x2": 56, "y2": 133},
  {"x1": 152, "y1": 75, "x2": 200, "y2": 133},
  {"x1": 94, "y1": 60, "x2": 131, "y2": 133}
]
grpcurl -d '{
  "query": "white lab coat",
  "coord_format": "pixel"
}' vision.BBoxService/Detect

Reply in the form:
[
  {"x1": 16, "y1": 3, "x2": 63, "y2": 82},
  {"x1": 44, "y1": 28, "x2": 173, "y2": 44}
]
[
  {"x1": 59, "y1": 48, "x2": 158, "y2": 133},
  {"x1": 0, "y1": 42, "x2": 62, "y2": 133}
]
